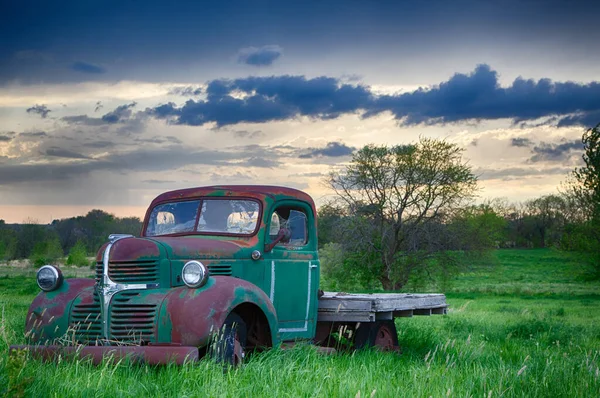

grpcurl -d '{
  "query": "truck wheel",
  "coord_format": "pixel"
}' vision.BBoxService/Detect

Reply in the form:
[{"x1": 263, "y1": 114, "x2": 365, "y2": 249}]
[
  {"x1": 354, "y1": 320, "x2": 400, "y2": 352},
  {"x1": 209, "y1": 313, "x2": 247, "y2": 367}
]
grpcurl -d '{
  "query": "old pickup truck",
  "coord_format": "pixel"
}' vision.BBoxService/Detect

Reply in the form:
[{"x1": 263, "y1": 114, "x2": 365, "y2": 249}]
[{"x1": 11, "y1": 185, "x2": 447, "y2": 365}]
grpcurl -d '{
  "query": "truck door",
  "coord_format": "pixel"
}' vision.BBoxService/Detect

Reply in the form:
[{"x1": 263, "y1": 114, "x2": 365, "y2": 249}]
[{"x1": 263, "y1": 201, "x2": 319, "y2": 341}]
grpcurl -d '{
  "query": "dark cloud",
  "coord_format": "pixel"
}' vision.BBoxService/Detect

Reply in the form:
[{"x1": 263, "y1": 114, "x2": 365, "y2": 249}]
[
  {"x1": 529, "y1": 140, "x2": 583, "y2": 163},
  {"x1": 511, "y1": 137, "x2": 534, "y2": 147},
  {"x1": 71, "y1": 61, "x2": 106, "y2": 74},
  {"x1": 101, "y1": 102, "x2": 136, "y2": 123},
  {"x1": 45, "y1": 147, "x2": 89, "y2": 159},
  {"x1": 557, "y1": 111, "x2": 600, "y2": 128},
  {"x1": 169, "y1": 86, "x2": 203, "y2": 96},
  {"x1": 237, "y1": 45, "x2": 283, "y2": 66},
  {"x1": 371, "y1": 64, "x2": 600, "y2": 126},
  {"x1": 299, "y1": 142, "x2": 355, "y2": 159},
  {"x1": 62, "y1": 102, "x2": 137, "y2": 125},
  {"x1": 147, "y1": 75, "x2": 372, "y2": 127},
  {"x1": 26, "y1": 104, "x2": 51, "y2": 118},
  {"x1": 144, "y1": 65, "x2": 600, "y2": 128}
]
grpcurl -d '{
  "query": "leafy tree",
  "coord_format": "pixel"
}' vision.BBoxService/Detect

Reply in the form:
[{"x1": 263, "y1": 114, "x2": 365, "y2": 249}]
[
  {"x1": 562, "y1": 122, "x2": 600, "y2": 276},
  {"x1": 525, "y1": 194, "x2": 566, "y2": 247},
  {"x1": 325, "y1": 138, "x2": 478, "y2": 290}
]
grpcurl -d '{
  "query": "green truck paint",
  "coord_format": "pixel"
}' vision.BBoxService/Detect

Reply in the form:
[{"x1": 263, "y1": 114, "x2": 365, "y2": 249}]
[{"x1": 11, "y1": 185, "x2": 447, "y2": 364}]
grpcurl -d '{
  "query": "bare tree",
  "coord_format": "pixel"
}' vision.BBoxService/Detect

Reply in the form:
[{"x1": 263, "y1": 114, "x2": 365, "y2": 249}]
[{"x1": 325, "y1": 138, "x2": 478, "y2": 290}]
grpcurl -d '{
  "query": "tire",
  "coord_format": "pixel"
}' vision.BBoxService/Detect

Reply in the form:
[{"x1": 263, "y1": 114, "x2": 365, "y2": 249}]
[
  {"x1": 354, "y1": 320, "x2": 400, "y2": 352},
  {"x1": 209, "y1": 312, "x2": 247, "y2": 367}
]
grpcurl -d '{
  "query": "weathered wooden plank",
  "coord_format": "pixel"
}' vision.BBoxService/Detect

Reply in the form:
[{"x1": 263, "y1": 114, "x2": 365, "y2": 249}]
[
  {"x1": 317, "y1": 311, "x2": 375, "y2": 322},
  {"x1": 318, "y1": 299, "x2": 372, "y2": 312}
]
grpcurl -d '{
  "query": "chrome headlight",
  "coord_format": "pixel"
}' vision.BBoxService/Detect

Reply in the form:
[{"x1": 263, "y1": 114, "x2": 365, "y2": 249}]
[
  {"x1": 182, "y1": 261, "x2": 209, "y2": 288},
  {"x1": 37, "y1": 265, "x2": 63, "y2": 292}
]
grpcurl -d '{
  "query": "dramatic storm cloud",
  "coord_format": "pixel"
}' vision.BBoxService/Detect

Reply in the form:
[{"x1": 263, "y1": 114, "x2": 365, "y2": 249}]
[
  {"x1": 146, "y1": 65, "x2": 600, "y2": 128},
  {"x1": 299, "y1": 142, "x2": 355, "y2": 159},
  {"x1": 147, "y1": 75, "x2": 373, "y2": 126}
]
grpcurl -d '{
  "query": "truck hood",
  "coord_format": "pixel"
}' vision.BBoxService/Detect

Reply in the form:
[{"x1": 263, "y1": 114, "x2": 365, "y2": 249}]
[{"x1": 149, "y1": 236, "x2": 255, "y2": 260}]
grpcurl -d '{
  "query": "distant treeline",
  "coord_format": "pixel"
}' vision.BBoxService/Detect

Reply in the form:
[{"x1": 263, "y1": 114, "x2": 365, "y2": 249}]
[
  {"x1": 0, "y1": 210, "x2": 142, "y2": 265},
  {"x1": 318, "y1": 194, "x2": 588, "y2": 251}
]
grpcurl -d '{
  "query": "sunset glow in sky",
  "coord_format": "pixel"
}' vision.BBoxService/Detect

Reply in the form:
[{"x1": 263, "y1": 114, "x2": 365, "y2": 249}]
[{"x1": 1, "y1": 0, "x2": 600, "y2": 223}]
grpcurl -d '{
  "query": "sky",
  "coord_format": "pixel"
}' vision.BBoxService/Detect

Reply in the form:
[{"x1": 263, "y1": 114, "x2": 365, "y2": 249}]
[{"x1": 1, "y1": 0, "x2": 600, "y2": 223}]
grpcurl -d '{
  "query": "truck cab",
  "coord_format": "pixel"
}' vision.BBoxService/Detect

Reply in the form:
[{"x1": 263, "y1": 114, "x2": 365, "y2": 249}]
[{"x1": 140, "y1": 185, "x2": 320, "y2": 341}]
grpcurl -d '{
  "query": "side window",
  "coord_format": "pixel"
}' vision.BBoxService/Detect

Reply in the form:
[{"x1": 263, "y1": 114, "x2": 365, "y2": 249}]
[{"x1": 270, "y1": 207, "x2": 308, "y2": 247}]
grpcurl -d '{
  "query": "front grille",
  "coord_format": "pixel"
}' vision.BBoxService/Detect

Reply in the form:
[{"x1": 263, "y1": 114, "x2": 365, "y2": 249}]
[
  {"x1": 207, "y1": 264, "x2": 232, "y2": 275},
  {"x1": 109, "y1": 292, "x2": 157, "y2": 344},
  {"x1": 69, "y1": 293, "x2": 102, "y2": 343},
  {"x1": 108, "y1": 260, "x2": 160, "y2": 283},
  {"x1": 95, "y1": 261, "x2": 103, "y2": 283}
]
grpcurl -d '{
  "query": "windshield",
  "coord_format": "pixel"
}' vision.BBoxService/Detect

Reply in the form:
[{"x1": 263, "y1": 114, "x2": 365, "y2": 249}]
[{"x1": 146, "y1": 199, "x2": 260, "y2": 237}]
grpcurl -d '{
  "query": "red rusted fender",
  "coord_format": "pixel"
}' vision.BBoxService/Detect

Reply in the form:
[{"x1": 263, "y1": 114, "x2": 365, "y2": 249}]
[
  {"x1": 9, "y1": 345, "x2": 198, "y2": 365},
  {"x1": 25, "y1": 278, "x2": 95, "y2": 343},
  {"x1": 160, "y1": 276, "x2": 280, "y2": 347}
]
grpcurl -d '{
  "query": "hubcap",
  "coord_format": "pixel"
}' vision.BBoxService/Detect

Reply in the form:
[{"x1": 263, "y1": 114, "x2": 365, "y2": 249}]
[{"x1": 374, "y1": 325, "x2": 396, "y2": 351}]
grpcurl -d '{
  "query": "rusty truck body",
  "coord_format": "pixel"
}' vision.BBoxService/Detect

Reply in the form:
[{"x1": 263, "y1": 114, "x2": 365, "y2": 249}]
[{"x1": 11, "y1": 185, "x2": 447, "y2": 365}]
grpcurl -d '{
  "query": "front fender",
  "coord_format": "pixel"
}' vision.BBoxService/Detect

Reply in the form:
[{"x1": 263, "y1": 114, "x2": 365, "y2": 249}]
[
  {"x1": 159, "y1": 276, "x2": 279, "y2": 348},
  {"x1": 25, "y1": 278, "x2": 95, "y2": 343}
]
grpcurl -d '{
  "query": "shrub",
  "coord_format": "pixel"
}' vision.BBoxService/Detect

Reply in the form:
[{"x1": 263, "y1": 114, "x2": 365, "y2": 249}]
[
  {"x1": 66, "y1": 240, "x2": 89, "y2": 267},
  {"x1": 29, "y1": 235, "x2": 64, "y2": 267}
]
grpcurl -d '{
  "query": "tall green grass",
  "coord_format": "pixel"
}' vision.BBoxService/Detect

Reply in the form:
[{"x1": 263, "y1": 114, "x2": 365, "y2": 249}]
[{"x1": 1, "y1": 249, "x2": 599, "y2": 397}]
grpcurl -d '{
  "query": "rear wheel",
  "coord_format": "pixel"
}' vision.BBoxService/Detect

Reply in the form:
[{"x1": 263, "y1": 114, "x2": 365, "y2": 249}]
[
  {"x1": 354, "y1": 320, "x2": 400, "y2": 352},
  {"x1": 209, "y1": 313, "x2": 247, "y2": 367}
]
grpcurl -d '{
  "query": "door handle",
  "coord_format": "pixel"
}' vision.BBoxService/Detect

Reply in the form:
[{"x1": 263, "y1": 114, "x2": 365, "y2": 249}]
[{"x1": 309, "y1": 264, "x2": 318, "y2": 269}]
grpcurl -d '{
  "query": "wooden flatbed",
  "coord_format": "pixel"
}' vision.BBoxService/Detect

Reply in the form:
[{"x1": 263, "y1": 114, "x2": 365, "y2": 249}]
[{"x1": 317, "y1": 292, "x2": 448, "y2": 323}]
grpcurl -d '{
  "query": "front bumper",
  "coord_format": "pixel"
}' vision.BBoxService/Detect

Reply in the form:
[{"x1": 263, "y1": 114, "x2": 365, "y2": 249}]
[{"x1": 9, "y1": 344, "x2": 198, "y2": 365}]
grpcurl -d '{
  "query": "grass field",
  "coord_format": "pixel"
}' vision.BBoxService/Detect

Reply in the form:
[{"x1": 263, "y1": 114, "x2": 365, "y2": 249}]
[{"x1": 1, "y1": 249, "x2": 599, "y2": 397}]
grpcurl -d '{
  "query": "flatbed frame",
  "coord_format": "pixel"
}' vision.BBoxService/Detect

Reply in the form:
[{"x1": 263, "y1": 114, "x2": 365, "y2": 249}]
[{"x1": 317, "y1": 292, "x2": 447, "y2": 323}]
